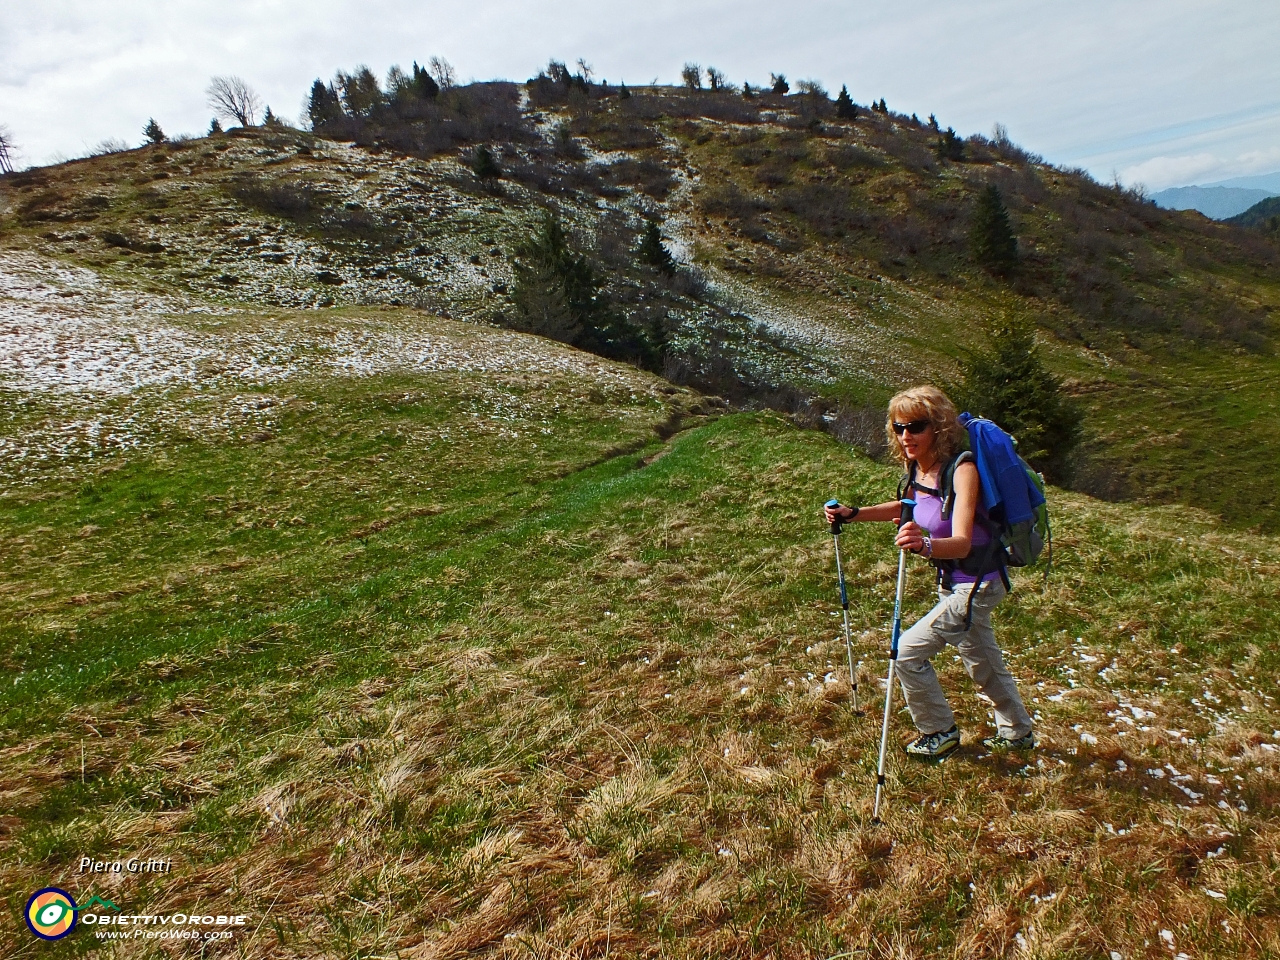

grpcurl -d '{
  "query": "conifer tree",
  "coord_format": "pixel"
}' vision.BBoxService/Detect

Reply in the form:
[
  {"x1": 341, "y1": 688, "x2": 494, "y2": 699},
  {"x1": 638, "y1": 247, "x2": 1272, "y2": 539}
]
[
  {"x1": 971, "y1": 184, "x2": 1017, "y2": 275},
  {"x1": 208, "y1": 118, "x2": 223, "y2": 135},
  {"x1": 143, "y1": 118, "x2": 166, "y2": 144},
  {"x1": 308, "y1": 80, "x2": 344, "y2": 129},
  {"x1": 742, "y1": 82, "x2": 755, "y2": 98},
  {"x1": 835, "y1": 85, "x2": 856, "y2": 120},
  {"x1": 619, "y1": 81, "x2": 630, "y2": 100},
  {"x1": 935, "y1": 127, "x2": 965, "y2": 161},
  {"x1": 955, "y1": 318, "x2": 1081, "y2": 480},
  {"x1": 411, "y1": 62, "x2": 440, "y2": 100},
  {"x1": 770, "y1": 73, "x2": 789, "y2": 95},
  {"x1": 512, "y1": 212, "x2": 659, "y2": 369},
  {"x1": 512, "y1": 212, "x2": 606, "y2": 346},
  {"x1": 471, "y1": 144, "x2": 501, "y2": 182},
  {"x1": 638, "y1": 220, "x2": 676, "y2": 276}
]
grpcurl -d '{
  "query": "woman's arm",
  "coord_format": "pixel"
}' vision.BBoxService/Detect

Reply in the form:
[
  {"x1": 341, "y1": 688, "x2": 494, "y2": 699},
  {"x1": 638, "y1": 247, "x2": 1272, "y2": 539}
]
[{"x1": 824, "y1": 499, "x2": 902, "y2": 524}]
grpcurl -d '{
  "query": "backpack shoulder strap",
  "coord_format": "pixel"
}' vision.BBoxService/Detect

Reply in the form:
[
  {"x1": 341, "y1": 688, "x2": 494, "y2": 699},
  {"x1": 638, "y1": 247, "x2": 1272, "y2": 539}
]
[
  {"x1": 897, "y1": 460, "x2": 917, "y2": 501},
  {"x1": 940, "y1": 451, "x2": 974, "y2": 520}
]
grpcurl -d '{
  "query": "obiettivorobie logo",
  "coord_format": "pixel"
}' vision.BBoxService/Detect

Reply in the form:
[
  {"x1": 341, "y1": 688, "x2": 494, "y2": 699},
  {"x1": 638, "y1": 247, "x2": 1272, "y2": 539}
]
[
  {"x1": 25, "y1": 887, "x2": 79, "y2": 941},
  {"x1": 24, "y1": 886, "x2": 248, "y2": 943},
  {"x1": 23, "y1": 885, "x2": 249, "y2": 947}
]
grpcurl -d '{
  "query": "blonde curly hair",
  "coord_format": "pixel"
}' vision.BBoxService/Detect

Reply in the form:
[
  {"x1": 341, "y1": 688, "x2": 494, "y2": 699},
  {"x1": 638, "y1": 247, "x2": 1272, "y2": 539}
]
[{"x1": 885, "y1": 385, "x2": 965, "y2": 467}]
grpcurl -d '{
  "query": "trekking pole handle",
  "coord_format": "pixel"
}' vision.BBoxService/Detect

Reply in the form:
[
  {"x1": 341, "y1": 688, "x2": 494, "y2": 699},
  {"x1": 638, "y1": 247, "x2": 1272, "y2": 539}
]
[
  {"x1": 825, "y1": 499, "x2": 844, "y2": 535},
  {"x1": 899, "y1": 498, "x2": 916, "y2": 527}
]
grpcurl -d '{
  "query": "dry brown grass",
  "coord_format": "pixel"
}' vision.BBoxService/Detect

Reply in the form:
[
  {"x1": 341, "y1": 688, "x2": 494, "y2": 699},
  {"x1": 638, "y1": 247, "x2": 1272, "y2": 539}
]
[{"x1": 3, "y1": 401, "x2": 1279, "y2": 958}]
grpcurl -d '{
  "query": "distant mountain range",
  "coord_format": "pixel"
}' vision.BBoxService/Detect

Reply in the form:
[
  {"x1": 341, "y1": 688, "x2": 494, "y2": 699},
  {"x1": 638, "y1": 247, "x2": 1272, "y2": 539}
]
[
  {"x1": 1151, "y1": 184, "x2": 1278, "y2": 220},
  {"x1": 1201, "y1": 172, "x2": 1280, "y2": 193}
]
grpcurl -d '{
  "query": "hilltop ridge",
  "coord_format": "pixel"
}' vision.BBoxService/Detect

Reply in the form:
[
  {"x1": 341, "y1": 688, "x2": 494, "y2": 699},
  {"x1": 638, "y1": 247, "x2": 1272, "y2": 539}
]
[{"x1": 1, "y1": 77, "x2": 1278, "y2": 525}]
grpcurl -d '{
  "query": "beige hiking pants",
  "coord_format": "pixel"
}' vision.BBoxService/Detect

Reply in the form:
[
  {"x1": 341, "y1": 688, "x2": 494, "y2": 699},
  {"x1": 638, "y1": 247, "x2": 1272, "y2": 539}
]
[{"x1": 895, "y1": 579, "x2": 1033, "y2": 740}]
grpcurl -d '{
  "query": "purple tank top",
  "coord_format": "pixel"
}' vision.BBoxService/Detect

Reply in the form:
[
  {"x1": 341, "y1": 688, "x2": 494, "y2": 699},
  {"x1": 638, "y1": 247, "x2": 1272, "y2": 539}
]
[{"x1": 911, "y1": 483, "x2": 1000, "y2": 584}]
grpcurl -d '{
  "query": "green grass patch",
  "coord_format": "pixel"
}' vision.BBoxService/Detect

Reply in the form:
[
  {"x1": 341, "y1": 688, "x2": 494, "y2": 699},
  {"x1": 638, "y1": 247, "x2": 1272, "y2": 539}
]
[{"x1": 3, "y1": 369, "x2": 1279, "y2": 956}]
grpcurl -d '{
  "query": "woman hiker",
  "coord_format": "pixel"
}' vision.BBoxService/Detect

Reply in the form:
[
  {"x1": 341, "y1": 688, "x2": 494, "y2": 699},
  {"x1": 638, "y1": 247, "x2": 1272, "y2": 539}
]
[{"x1": 823, "y1": 385, "x2": 1035, "y2": 758}]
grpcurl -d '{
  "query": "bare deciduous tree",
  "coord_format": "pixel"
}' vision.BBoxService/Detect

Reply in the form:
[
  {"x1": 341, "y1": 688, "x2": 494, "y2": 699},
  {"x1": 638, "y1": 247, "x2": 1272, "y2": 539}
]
[
  {"x1": 706, "y1": 67, "x2": 726, "y2": 91},
  {"x1": 0, "y1": 125, "x2": 16, "y2": 174},
  {"x1": 91, "y1": 138, "x2": 130, "y2": 156},
  {"x1": 681, "y1": 63, "x2": 702, "y2": 91},
  {"x1": 576, "y1": 58, "x2": 593, "y2": 83},
  {"x1": 427, "y1": 56, "x2": 456, "y2": 91},
  {"x1": 206, "y1": 76, "x2": 262, "y2": 127},
  {"x1": 386, "y1": 64, "x2": 410, "y2": 95}
]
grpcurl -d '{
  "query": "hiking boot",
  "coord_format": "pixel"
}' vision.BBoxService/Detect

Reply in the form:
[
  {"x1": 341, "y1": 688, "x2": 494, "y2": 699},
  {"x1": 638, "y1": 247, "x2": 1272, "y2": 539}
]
[
  {"x1": 905, "y1": 727, "x2": 960, "y2": 759},
  {"x1": 982, "y1": 732, "x2": 1036, "y2": 752}
]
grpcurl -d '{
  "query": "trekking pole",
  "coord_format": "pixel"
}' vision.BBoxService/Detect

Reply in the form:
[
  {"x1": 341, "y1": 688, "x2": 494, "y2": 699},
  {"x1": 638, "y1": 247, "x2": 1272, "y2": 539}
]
[
  {"x1": 825, "y1": 500, "x2": 860, "y2": 715},
  {"x1": 872, "y1": 498, "x2": 916, "y2": 824}
]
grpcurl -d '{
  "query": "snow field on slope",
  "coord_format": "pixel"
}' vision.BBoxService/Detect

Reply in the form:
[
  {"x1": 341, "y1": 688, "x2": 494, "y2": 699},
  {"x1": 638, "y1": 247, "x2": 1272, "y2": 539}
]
[{"x1": 0, "y1": 250, "x2": 661, "y2": 486}]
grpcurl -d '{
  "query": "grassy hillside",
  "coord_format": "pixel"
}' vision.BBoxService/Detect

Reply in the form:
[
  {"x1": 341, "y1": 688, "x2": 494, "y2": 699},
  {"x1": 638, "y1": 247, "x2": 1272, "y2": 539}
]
[
  {"x1": 2, "y1": 77, "x2": 1280, "y2": 958},
  {"x1": 1, "y1": 85, "x2": 1279, "y2": 527},
  {"x1": 1, "y1": 309, "x2": 1278, "y2": 954}
]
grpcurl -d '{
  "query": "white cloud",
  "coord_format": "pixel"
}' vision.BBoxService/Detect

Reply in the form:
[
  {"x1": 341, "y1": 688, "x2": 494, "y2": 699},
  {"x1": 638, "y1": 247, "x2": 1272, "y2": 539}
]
[
  {"x1": 1122, "y1": 146, "x2": 1280, "y2": 192},
  {"x1": 1120, "y1": 154, "x2": 1226, "y2": 192},
  {"x1": 1236, "y1": 146, "x2": 1280, "y2": 176}
]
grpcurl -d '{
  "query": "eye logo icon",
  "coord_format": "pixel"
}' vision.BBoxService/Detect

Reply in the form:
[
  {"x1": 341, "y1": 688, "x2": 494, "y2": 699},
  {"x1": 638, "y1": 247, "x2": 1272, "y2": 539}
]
[{"x1": 26, "y1": 887, "x2": 78, "y2": 940}]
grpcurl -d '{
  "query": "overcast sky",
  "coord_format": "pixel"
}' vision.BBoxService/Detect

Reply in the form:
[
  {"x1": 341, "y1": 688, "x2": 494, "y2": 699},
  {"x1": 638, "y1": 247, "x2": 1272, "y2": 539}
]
[{"x1": 2, "y1": 0, "x2": 1277, "y2": 190}]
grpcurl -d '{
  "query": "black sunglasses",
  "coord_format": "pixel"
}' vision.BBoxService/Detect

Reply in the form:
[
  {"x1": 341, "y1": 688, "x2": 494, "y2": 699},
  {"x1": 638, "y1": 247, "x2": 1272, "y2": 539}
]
[{"x1": 892, "y1": 419, "x2": 931, "y2": 436}]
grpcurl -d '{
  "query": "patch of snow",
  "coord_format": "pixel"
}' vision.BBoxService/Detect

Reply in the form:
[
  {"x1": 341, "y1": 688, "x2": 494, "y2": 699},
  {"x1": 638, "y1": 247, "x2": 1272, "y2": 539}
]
[{"x1": 0, "y1": 250, "x2": 662, "y2": 486}]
